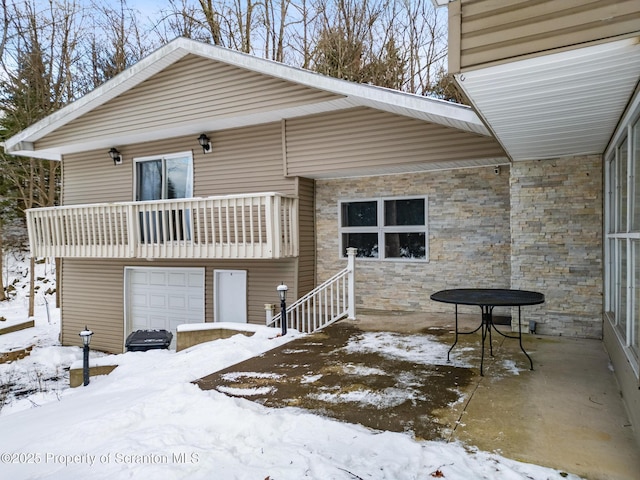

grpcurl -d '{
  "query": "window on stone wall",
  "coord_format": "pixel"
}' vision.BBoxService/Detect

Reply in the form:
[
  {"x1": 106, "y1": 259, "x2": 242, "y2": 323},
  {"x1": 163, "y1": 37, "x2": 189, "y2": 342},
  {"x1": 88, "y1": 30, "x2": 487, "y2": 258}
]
[{"x1": 339, "y1": 197, "x2": 428, "y2": 261}]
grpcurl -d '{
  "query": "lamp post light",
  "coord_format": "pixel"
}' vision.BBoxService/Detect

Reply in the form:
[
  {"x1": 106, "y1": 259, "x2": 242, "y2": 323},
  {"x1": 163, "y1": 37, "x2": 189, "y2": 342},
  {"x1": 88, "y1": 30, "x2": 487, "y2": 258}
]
[
  {"x1": 277, "y1": 283, "x2": 288, "y2": 336},
  {"x1": 79, "y1": 326, "x2": 93, "y2": 386}
]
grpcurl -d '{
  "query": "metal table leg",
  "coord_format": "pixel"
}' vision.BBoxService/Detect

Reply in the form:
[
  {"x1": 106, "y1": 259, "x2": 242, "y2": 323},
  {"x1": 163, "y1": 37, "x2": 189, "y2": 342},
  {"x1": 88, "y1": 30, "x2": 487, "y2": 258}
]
[{"x1": 489, "y1": 305, "x2": 533, "y2": 371}]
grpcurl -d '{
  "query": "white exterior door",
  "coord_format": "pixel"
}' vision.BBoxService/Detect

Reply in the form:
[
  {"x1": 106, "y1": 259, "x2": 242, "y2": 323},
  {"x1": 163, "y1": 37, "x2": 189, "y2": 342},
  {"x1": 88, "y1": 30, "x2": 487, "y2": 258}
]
[
  {"x1": 126, "y1": 267, "x2": 205, "y2": 347},
  {"x1": 214, "y1": 270, "x2": 247, "y2": 323}
]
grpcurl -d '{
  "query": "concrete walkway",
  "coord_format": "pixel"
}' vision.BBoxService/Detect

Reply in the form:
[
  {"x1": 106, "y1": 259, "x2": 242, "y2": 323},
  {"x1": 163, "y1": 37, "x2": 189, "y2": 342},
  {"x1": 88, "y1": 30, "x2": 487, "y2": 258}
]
[{"x1": 196, "y1": 310, "x2": 640, "y2": 480}]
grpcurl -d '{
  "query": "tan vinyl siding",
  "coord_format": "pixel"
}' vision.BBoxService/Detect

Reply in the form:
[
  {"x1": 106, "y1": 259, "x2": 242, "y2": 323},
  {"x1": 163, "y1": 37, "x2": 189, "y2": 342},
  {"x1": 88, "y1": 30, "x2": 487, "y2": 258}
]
[
  {"x1": 451, "y1": 0, "x2": 640, "y2": 72},
  {"x1": 285, "y1": 107, "x2": 504, "y2": 176},
  {"x1": 62, "y1": 122, "x2": 295, "y2": 205},
  {"x1": 38, "y1": 54, "x2": 341, "y2": 150},
  {"x1": 207, "y1": 259, "x2": 297, "y2": 324},
  {"x1": 62, "y1": 151, "x2": 133, "y2": 205},
  {"x1": 61, "y1": 258, "x2": 297, "y2": 353},
  {"x1": 196, "y1": 122, "x2": 296, "y2": 196},
  {"x1": 296, "y1": 177, "x2": 315, "y2": 296},
  {"x1": 60, "y1": 260, "x2": 127, "y2": 353}
]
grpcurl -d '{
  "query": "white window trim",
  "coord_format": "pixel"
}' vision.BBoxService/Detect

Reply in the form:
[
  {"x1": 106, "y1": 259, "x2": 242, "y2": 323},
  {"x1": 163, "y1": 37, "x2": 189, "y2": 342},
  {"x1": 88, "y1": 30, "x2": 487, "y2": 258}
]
[
  {"x1": 604, "y1": 104, "x2": 639, "y2": 377},
  {"x1": 339, "y1": 195, "x2": 429, "y2": 262},
  {"x1": 132, "y1": 151, "x2": 194, "y2": 201}
]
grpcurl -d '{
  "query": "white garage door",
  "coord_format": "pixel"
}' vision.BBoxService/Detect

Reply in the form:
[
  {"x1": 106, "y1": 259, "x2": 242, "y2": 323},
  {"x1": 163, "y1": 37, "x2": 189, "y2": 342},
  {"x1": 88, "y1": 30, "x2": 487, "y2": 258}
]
[{"x1": 125, "y1": 267, "x2": 205, "y2": 347}]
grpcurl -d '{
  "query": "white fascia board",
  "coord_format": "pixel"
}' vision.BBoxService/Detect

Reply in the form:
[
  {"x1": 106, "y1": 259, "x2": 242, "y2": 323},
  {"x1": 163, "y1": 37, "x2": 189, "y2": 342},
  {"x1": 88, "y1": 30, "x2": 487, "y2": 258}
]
[{"x1": 2, "y1": 140, "x2": 62, "y2": 160}]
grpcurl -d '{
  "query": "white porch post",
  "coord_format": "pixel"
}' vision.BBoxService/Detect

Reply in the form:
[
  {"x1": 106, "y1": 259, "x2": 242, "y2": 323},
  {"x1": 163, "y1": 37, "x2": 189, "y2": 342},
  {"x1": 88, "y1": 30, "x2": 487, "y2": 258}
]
[
  {"x1": 127, "y1": 204, "x2": 136, "y2": 258},
  {"x1": 264, "y1": 303, "x2": 275, "y2": 325},
  {"x1": 346, "y1": 247, "x2": 357, "y2": 319}
]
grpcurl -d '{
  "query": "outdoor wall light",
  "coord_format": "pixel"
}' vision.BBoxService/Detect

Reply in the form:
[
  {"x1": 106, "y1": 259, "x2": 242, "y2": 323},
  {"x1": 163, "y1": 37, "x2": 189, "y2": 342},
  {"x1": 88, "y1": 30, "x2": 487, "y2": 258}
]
[
  {"x1": 197, "y1": 133, "x2": 212, "y2": 154},
  {"x1": 79, "y1": 326, "x2": 93, "y2": 347},
  {"x1": 108, "y1": 148, "x2": 123, "y2": 165},
  {"x1": 79, "y1": 326, "x2": 93, "y2": 386},
  {"x1": 277, "y1": 283, "x2": 288, "y2": 336}
]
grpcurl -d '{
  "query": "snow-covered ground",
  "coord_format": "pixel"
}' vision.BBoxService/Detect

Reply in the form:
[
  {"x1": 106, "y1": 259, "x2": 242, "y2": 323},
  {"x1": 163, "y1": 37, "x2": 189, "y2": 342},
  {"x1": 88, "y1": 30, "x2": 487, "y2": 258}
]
[{"x1": 0, "y1": 252, "x2": 582, "y2": 479}]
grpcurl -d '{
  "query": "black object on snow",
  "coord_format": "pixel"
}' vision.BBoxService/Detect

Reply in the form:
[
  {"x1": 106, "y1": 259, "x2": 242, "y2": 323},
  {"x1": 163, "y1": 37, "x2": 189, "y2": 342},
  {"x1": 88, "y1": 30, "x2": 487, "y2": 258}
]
[{"x1": 125, "y1": 329, "x2": 173, "y2": 352}]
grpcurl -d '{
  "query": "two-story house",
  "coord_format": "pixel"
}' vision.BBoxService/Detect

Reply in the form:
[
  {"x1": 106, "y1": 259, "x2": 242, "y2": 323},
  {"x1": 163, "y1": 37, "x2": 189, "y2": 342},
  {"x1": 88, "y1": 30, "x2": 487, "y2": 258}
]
[
  {"x1": 4, "y1": 37, "x2": 506, "y2": 353},
  {"x1": 4, "y1": 0, "x2": 639, "y2": 446},
  {"x1": 438, "y1": 0, "x2": 640, "y2": 446}
]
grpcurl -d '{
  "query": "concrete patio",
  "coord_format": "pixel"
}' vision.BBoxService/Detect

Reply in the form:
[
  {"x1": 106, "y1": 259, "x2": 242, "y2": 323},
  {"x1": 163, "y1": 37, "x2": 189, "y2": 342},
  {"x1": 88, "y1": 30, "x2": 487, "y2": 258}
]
[{"x1": 196, "y1": 310, "x2": 640, "y2": 480}]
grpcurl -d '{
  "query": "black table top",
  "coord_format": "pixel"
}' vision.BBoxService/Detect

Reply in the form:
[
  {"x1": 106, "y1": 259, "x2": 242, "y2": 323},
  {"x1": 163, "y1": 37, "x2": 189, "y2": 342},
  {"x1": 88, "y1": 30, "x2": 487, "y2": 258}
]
[{"x1": 430, "y1": 288, "x2": 545, "y2": 307}]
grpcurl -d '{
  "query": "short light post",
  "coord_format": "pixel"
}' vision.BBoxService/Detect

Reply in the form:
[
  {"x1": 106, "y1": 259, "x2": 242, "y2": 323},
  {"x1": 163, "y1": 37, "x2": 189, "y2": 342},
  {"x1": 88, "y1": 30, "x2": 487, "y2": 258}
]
[
  {"x1": 277, "y1": 283, "x2": 288, "y2": 336},
  {"x1": 79, "y1": 326, "x2": 93, "y2": 386}
]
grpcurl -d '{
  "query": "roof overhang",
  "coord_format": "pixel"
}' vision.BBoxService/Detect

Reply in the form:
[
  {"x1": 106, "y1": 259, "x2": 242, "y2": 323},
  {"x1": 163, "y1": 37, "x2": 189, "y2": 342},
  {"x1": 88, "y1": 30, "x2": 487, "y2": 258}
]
[
  {"x1": 4, "y1": 37, "x2": 489, "y2": 161},
  {"x1": 454, "y1": 37, "x2": 640, "y2": 162}
]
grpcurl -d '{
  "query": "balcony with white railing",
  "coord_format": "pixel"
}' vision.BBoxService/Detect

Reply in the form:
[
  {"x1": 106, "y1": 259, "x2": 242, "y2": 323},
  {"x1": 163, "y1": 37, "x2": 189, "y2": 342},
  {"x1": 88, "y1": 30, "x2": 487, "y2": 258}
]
[{"x1": 26, "y1": 193, "x2": 298, "y2": 260}]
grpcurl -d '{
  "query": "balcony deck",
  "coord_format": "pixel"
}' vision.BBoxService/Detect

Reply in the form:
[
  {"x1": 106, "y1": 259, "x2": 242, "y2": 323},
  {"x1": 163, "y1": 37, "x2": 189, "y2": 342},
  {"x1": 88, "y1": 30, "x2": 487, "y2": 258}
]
[{"x1": 26, "y1": 193, "x2": 298, "y2": 260}]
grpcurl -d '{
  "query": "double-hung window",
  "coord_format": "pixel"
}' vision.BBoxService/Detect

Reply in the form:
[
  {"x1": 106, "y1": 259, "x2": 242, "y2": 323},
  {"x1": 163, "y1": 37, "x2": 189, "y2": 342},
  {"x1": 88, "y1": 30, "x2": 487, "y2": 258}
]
[{"x1": 339, "y1": 197, "x2": 428, "y2": 261}]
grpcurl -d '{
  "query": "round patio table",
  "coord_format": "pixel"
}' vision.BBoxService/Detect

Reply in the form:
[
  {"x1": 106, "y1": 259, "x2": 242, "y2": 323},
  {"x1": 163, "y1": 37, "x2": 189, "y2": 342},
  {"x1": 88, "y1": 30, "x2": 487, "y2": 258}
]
[{"x1": 430, "y1": 289, "x2": 545, "y2": 375}]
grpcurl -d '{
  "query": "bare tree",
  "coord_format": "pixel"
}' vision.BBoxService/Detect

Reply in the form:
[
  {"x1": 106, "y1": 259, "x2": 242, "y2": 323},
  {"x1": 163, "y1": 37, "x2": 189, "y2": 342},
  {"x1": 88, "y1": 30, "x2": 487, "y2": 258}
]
[
  {"x1": 147, "y1": 0, "x2": 453, "y2": 98},
  {"x1": 262, "y1": 0, "x2": 291, "y2": 62},
  {"x1": 153, "y1": 0, "x2": 212, "y2": 44},
  {"x1": 397, "y1": 0, "x2": 448, "y2": 96},
  {"x1": 85, "y1": 0, "x2": 154, "y2": 88},
  {"x1": 231, "y1": 0, "x2": 256, "y2": 53},
  {"x1": 0, "y1": 0, "x2": 8, "y2": 61},
  {"x1": 198, "y1": 0, "x2": 224, "y2": 44},
  {"x1": 0, "y1": 0, "x2": 85, "y2": 315},
  {"x1": 310, "y1": 0, "x2": 409, "y2": 88}
]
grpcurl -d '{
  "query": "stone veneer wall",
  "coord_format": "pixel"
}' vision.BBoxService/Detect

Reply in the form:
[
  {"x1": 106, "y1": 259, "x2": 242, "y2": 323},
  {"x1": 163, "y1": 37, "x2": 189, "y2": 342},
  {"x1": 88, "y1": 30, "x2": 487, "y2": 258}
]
[
  {"x1": 510, "y1": 156, "x2": 603, "y2": 338},
  {"x1": 315, "y1": 166, "x2": 511, "y2": 314}
]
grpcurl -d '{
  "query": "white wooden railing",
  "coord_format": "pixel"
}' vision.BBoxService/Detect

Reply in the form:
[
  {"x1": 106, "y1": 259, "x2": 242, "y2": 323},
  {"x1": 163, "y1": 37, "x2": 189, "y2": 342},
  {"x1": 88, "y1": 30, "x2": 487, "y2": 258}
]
[
  {"x1": 267, "y1": 248, "x2": 357, "y2": 333},
  {"x1": 26, "y1": 193, "x2": 298, "y2": 259}
]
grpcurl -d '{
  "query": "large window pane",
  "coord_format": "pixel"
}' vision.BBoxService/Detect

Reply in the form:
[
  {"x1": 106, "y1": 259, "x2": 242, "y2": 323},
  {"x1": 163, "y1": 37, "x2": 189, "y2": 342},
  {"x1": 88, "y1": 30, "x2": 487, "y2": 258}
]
[
  {"x1": 341, "y1": 201, "x2": 377, "y2": 227},
  {"x1": 617, "y1": 240, "x2": 628, "y2": 339},
  {"x1": 385, "y1": 232, "x2": 426, "y2": 259},
  {"x1": 342, "y1": 233, "x2": 378, "y2": 258},
  {"x1": 606, "y1": 158, "x2": 616, "y2": 234},
  {"x1": 633, "y1": 120, "x2": 640, "y2": 232},
  {"x1": 384, "y1": 199, "x2": 425, "y2": 226},
  {"x1": 633, "y1": 240, "x2": 639, "y2": 358},
  {"x1": 340, "y1": 197, "x2": 428, "y2": 261},
  {"x1": 606, "y1": 238, "x2": 616, "y2": 313},
  {"x1": 618, "y1": 138, "x2": 628, "y2": 232},
  {"x1": 136, "y1": 160, "x2": 162, "y2": 201},
  {"x1": 166, "y1": 156, "x2": 193, "y2": 199}
]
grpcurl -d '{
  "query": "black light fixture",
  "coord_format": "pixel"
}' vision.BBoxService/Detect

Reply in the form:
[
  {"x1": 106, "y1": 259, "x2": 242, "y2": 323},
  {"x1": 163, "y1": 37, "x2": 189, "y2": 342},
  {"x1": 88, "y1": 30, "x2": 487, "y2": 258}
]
[
  {"x1": 79, "y1": 326, "x2": 94, "y2": 386},
  {"x1": 277, "y1": 282, "x2": 288, "y2": 336},
  {"x1": 197, "y1": 133, "x2": 212, "y2": 154},
  {"x1": 108, "y1": 148, "x2": 122, "y2": 165}
]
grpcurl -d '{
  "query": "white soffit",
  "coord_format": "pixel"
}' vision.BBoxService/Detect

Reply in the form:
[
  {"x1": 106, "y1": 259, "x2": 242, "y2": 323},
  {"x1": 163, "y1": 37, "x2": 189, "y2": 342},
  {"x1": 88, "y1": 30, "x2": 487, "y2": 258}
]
[{"x1": 456, "y1": 38, "x2": 640, "y2": 161}]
